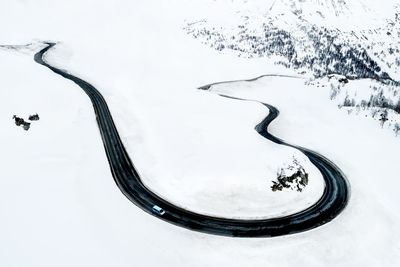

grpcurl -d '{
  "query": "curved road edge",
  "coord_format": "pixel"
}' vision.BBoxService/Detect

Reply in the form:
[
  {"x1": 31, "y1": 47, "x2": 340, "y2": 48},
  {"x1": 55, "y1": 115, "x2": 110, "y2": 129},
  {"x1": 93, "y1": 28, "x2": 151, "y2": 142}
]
[{"x1": 34, "y1": 42, "x2": 349, "y2": 237}]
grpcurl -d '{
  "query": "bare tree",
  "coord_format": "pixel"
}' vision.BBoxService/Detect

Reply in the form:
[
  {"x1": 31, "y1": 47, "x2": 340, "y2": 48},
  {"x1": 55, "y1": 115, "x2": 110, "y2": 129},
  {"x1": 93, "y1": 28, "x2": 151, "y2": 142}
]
[{"x1": 379, "y1": 110, "x2": 389, "y2": 127}]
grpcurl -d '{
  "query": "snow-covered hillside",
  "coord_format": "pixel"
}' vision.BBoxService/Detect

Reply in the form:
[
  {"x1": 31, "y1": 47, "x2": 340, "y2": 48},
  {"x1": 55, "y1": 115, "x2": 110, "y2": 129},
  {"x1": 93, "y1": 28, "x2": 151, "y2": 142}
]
[
  {"x1": 185, "y1": 0, "x2": 400, "y2": 132},
  {"x1": 185, "y1": 0, "x2": 400, "y2": 80}
]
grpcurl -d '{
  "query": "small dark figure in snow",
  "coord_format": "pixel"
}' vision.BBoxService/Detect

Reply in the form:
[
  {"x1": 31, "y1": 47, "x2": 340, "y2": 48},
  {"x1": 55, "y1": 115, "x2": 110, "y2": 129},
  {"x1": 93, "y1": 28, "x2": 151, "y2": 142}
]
[
  {"x1": 12, "y1": 115, "x2": 25, "y2": 126},
  {"x1": 29, "y1": 114, "x2": 40, "y2": 121},
  {"x1": 22, "y1": 121, "x2": 31, "y2": 131},
  {"x1": 379, "y1": 110, "x2": 389, "y2": 127}
]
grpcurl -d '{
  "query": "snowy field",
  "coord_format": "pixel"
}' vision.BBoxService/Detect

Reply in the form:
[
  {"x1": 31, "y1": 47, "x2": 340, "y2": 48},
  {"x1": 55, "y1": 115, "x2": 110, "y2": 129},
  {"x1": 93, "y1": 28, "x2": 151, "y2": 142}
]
[{"x1": 0, "y1": 0, "x2": 399, "y2": 266}]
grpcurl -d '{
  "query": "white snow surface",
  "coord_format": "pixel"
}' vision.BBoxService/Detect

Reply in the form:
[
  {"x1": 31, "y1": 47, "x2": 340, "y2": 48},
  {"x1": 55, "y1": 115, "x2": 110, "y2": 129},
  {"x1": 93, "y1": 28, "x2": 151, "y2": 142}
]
[
  {"x1": 0, "y1": 0, "x2": 399, "y2": 266},
  {"x1": 185, "y1": 0, "x2": 398, "y2": 30}
]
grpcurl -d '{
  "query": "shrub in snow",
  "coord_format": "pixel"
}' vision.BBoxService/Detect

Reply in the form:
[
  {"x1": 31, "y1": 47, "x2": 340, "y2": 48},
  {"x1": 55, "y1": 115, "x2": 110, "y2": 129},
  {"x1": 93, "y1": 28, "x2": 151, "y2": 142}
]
[
  {"x1": 22, "y1": 121, "x2": 30, "y2": 131},
  {"x1": 271, "y1": 158, "x2": 309, "y2": 192},
  {"x1": 12, "y1": 114, "x2": 36, "y2": 131},
  {"x1": 12, "y1": 115, "x2": 25, "y2": 126},
  {"x1": 28, "y1": 114, "x2": 40, "y2": 121}
]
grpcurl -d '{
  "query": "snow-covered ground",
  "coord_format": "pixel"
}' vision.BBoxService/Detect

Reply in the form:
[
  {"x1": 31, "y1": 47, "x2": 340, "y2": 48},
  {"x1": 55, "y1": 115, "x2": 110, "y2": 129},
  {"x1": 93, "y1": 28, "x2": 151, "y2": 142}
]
[
  {"x1": 310, "y1": 75, "x2": 400, "y2": 134},
  {"x1": 209, "y1": 74, "x2": 400, "y2": 264},
  {"x1": 0, "y1": 0, "x2": 399, "y2": 266}
]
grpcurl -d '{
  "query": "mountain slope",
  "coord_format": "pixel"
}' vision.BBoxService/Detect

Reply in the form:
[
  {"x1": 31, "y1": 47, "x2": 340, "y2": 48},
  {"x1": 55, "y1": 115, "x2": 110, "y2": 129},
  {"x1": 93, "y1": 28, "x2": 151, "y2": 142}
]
[{"x1": 185, "y1": 1, "x2": 400, "y2": 82}]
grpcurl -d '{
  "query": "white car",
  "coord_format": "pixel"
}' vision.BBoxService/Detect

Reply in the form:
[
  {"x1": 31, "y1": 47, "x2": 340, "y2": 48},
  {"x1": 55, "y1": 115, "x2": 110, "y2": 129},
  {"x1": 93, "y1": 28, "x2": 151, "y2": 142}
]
[{"x1": 152, "y1": 205, "x2": 165, "y2": 215}]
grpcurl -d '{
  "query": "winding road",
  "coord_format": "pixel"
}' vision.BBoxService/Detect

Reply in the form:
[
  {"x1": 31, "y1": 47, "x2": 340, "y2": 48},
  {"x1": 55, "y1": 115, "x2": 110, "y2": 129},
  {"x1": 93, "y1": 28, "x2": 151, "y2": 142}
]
[{"x1": 34, "y1": 42, "x2": 349, "y2": 237}]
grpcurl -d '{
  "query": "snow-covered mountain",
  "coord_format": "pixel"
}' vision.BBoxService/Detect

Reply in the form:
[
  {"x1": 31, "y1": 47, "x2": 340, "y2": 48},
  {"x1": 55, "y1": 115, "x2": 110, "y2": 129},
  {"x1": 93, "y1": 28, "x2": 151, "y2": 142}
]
[
  {"x1": 269, "y1": 0, "x2": 384, "y2": 27},
  {"x1": 185, "y1": 0, "x2": 400, "y2": 82},
  {"x1": 184, "y1": 0, "x2": 400, "y2": 135}
]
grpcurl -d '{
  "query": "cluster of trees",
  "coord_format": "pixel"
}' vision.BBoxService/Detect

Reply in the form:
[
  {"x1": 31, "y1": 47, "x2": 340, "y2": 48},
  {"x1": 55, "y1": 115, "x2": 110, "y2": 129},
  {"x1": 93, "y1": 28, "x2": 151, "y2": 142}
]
[
  {"x1": 333, "y1": 84, "x2": 400, "y2": 135},
  {"x1": 341, "y1": 87, "x2": 400, "y2": 114},
  {"x1": 187, "y1": 17, "x2": 395, "y2": 83},
  {"x1": 303, "y1": 27, "x2": 392, "y2": 81},
  {"x1": 13, "y1": 115, "x2": 31, "y2": 131},
  {"x1": 12, "y1": 114, "x2": 40, "y2": 131}
]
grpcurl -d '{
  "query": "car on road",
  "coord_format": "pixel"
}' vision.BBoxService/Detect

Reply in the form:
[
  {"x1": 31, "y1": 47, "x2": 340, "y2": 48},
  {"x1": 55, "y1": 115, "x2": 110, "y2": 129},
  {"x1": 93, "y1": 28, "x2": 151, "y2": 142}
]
[{"x1": 152, "y1": 205, "x2": 165, "y2": 215}]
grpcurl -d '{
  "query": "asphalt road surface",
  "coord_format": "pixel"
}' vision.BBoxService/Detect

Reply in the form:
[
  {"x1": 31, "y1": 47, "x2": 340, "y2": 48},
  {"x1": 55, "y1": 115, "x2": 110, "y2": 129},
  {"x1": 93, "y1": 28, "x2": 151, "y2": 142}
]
[{"x1": 34, "y1": 42, "x2": 349, "y2": 237}]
